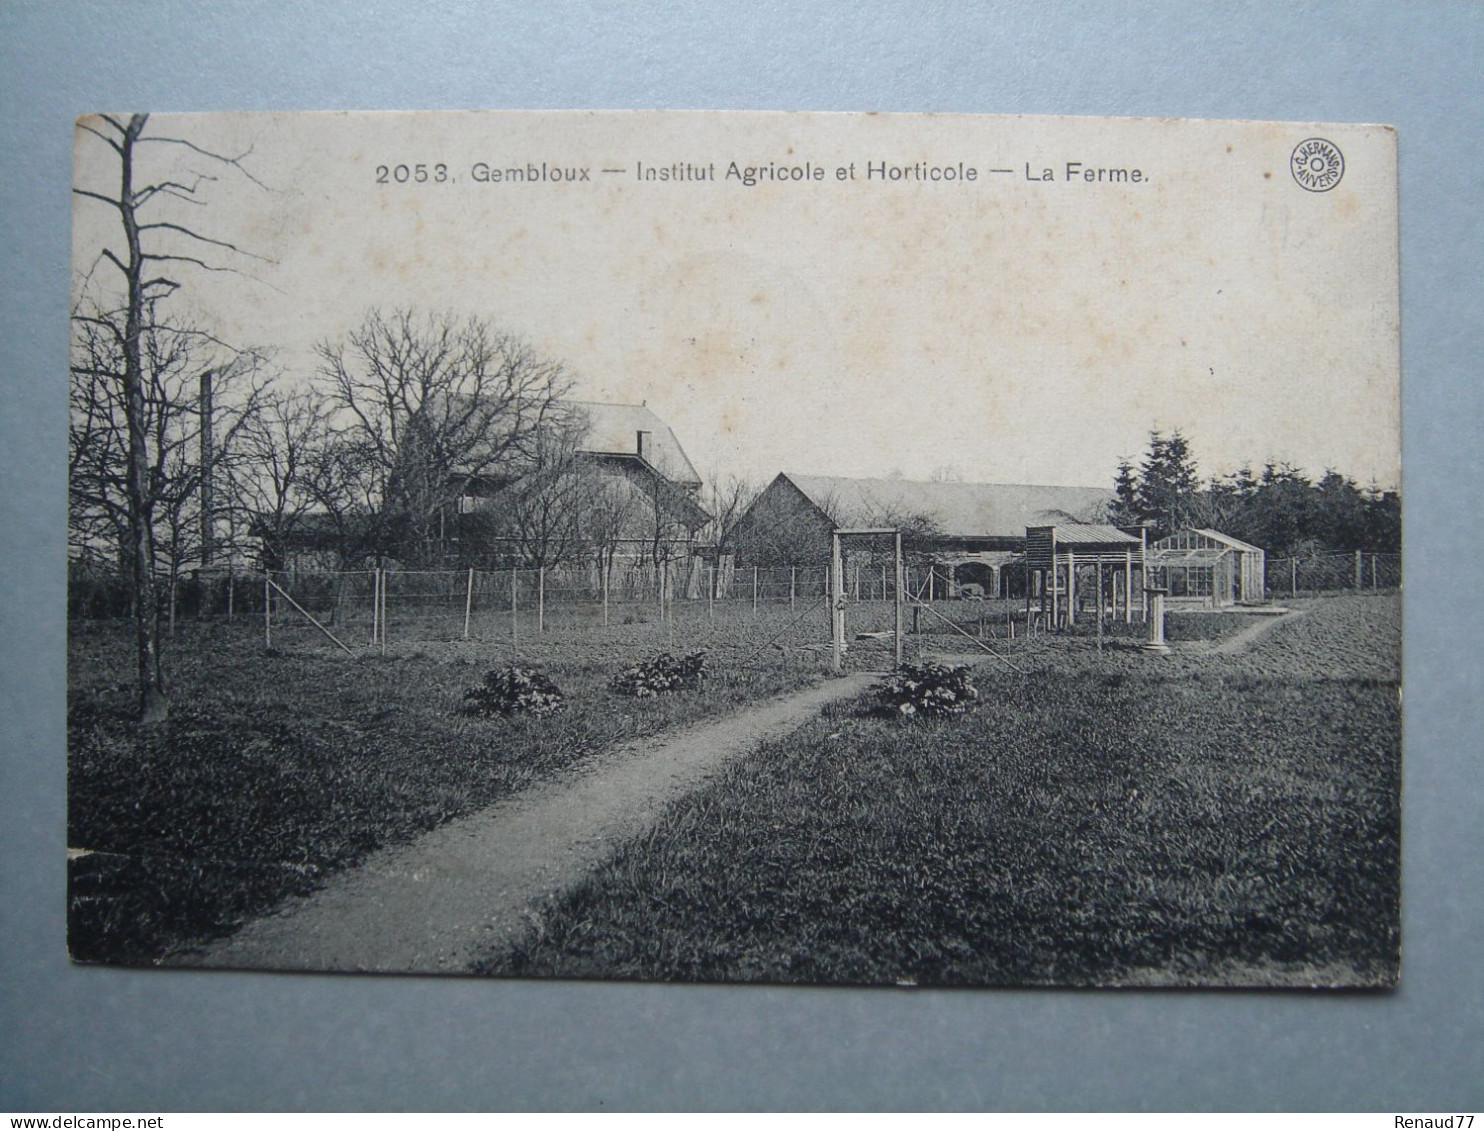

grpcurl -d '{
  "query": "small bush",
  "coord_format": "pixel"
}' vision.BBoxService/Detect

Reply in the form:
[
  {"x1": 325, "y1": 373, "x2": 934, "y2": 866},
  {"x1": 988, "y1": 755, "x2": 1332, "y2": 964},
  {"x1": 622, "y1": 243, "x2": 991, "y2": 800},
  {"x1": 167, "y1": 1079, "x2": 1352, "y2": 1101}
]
[
  {"x1": 876, "y1": 662, "x2": 978, "y2": 718},
  {"x1": 462, "y1": 664, "x2": 567, "y2": 718},
  {"x1": 609, "y1": 651, "x2": 708, "y2": 698}
]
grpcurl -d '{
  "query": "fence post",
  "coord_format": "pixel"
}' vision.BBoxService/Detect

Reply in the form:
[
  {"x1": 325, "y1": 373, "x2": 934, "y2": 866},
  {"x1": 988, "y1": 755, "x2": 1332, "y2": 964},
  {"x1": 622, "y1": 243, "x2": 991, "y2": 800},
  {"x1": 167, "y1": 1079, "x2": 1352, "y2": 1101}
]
[
  {"x1": 1355, "y1": 549, "x2": 1363, "y2": 589},
  {"x1": 894, "y1": 532, "x2": 904, "y2": 668},
  {"x1": 227, "y1": 568, "x2": 235, "y2": 623},
  {"x1": 379, "y1": 569, "x2": 387, "y2": 655},
  {"x1": 1290, "y1": 558, "x2": 1297, "y2": 597},
  {"x1": 538, "y1": 566, "x2": 546, "y2": 634},
  {"x1": 1371, "y1": 553, "x2": 1378, "y2": 590},
  {"x1": 708, "y1": 564, "x2": 715, "y2": 624},
  {"x1": 264, "y1": 572, "x2": 272, "y2": 648},
  {"x1": 602, "y1": 559, "x2": 609, "y2": 628},
  {"x1": 511, "y1": 566, "x2": 518, "y2": 645},
  {"x1": 463, "y1": 567, "x2": 475, "y2": 639},
  {"x1": 830, "y1": 533, "x2": 844, "y2": 673}
]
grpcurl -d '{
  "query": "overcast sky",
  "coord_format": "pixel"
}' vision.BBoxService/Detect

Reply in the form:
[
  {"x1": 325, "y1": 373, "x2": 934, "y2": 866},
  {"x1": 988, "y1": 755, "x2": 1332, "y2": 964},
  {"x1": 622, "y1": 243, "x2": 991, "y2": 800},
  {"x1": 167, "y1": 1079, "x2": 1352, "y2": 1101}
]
[{"x1": 72, "y1": 110, "x2": 1401, "y2": 492}]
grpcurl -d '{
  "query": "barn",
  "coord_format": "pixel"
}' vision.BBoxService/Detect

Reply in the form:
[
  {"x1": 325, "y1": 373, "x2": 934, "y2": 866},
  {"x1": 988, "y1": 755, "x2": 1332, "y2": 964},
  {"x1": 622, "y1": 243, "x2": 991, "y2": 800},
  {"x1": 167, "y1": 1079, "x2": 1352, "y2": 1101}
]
[
  {"x1": 1147, "y1": 528, "x2": 1267, "y2": 607},
  {"x1": 726, "y1": 472, "x2": 1115, "y2": 596}
]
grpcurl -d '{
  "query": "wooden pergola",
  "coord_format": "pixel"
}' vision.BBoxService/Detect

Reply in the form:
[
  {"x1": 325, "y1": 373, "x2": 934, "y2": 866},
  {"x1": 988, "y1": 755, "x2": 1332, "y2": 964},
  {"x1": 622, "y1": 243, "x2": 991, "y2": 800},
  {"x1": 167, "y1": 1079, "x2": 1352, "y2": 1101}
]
[{"x1": 1024, "y1": 523, "x2": 1147, "y2": 629}]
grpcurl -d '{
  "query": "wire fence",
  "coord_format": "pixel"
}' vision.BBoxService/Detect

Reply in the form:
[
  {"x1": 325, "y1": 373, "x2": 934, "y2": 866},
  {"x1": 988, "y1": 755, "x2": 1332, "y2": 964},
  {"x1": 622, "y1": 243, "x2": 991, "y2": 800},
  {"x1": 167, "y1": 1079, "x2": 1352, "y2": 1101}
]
[
  {"x1": 1265, "y1": 551, "x2": 1401, "y2": 597},
  {"x1": 68, "y1": 551, "x2": 1400, "y2": 648},
  {"x1": 252, "y1": 563, "x2": 975, "y2": 647}
]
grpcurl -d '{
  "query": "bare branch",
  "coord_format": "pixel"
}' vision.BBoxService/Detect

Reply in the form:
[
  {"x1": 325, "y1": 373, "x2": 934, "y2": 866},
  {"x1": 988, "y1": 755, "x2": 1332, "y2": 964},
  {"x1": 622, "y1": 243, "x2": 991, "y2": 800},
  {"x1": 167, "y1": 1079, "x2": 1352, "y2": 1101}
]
[
  {"x1": 136, "y1": 220, "x2": 270, "y2": 262},
  {"x1": 138, "y1": 133, "x2": 271, "y2": 191},
  {"x1": 72, "y1": 187, "x2": 124, "y2": 212},
  {"x1": 76, "y1": 120, "x2": 124, "y2": 154}
]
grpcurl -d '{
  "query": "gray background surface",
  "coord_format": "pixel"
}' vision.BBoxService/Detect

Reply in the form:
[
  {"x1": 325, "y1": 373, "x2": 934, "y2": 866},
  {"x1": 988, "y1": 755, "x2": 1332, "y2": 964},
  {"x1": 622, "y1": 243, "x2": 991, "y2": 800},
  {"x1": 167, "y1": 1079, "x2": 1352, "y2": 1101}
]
[{"x1": 2, "y1": 1, "x2": 1480, "y2": 1112}]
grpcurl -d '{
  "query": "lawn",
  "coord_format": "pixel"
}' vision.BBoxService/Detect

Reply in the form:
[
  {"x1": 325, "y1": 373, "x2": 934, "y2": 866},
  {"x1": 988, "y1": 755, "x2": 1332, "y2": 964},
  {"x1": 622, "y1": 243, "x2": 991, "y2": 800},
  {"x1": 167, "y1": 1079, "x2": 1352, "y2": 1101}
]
[
  {"x1": 480, "y1": 594, "x2": 1401, "y2": 987},
  {"x1": 67, "y1": 608, "x2": 839, "y2": 964}
]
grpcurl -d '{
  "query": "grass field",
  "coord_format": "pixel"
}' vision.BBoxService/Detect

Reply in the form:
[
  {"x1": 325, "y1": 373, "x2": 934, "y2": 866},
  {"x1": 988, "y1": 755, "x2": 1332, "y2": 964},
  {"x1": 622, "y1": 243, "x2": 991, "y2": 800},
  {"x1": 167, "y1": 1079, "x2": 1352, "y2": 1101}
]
[
  {"x1": 478, "y1": 594, "x2": 1401, "y2": 987},
  {"x1": 67, "y1": 606, "x2": 853, "y2": 964}
]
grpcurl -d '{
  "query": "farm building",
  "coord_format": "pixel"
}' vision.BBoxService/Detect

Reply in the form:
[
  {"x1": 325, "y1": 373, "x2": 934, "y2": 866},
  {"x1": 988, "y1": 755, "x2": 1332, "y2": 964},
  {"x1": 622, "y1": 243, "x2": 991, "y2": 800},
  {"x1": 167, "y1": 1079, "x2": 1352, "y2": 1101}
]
[
  {"x1": 261, "y1": 400, "x2": 711, "y2": 572},
  {"x1": 446, "y1": 399, "x2": 712, "y2": 570},
  {"x1": 1147, "y1": 528, "x2": 1266, "y2": 607},
  {"x1": 726, "y1": 472, "x2": 1115, "y2": 596},
  {"x1": 1024, "y1": 523, "x2": 1148, "y2": 627}
]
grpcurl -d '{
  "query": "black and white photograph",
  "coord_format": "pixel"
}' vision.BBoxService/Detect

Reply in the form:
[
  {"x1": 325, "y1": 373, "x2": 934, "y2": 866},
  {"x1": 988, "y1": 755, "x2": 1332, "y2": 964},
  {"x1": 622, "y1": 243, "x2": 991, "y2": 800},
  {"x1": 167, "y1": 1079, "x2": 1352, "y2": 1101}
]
[{"x1": 66, "y1": 109, "x2": 1401, "y2": 987}]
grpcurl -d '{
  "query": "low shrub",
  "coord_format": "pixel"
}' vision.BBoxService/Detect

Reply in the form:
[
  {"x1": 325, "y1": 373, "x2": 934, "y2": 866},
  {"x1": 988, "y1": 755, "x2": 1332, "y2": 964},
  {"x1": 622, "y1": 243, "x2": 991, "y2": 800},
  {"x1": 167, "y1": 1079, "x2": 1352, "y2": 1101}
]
[
  {"x1": 609, "y1": 651, "x2": 708, "y2": 698},
  {"x1": 462, "y1": 664, "x2": 567, "y2": 718},
  {"x1": 875, "y1": 661, "x2": 978, "y2": 718}
]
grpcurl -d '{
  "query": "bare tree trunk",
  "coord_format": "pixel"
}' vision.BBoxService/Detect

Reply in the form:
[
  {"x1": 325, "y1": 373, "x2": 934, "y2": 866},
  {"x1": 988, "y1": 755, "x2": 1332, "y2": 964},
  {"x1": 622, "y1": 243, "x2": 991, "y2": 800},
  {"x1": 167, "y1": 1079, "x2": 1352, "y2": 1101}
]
[{"x1": 120, "y1": 114, "x2": 168, "y2": 723}]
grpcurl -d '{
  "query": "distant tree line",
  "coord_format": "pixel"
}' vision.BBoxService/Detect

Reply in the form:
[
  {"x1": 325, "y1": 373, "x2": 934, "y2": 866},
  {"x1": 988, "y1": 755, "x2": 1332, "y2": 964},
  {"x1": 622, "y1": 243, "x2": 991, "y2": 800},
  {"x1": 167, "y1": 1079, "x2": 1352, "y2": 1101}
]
[{"x1": 1108, "y1": 429, "x2": 1401, "y2": 557}]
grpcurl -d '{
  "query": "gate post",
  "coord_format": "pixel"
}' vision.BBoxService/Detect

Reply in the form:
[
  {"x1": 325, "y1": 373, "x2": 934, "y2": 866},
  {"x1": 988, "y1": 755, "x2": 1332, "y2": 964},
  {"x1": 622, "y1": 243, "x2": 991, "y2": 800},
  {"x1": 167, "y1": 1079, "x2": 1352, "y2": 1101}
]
[{"x1": 830, "y1": 532, "x2": 845, "y2": 673}]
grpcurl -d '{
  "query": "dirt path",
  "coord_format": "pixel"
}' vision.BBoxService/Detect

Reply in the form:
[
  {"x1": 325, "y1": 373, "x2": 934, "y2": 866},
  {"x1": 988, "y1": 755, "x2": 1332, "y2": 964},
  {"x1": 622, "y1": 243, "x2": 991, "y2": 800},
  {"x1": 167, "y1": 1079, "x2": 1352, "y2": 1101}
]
[
  {"x1": 1206, "y1": 608, "x2": 1303, "y2": 655},
  {"x1": 180, "y1": 672, "x2": 880, "y2": 974}
]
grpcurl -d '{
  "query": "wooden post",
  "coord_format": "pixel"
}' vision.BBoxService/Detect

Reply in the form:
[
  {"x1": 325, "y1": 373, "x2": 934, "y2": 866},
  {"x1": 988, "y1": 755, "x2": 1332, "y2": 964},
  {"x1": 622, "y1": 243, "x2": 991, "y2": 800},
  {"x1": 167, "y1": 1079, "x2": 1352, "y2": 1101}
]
[
  {"x1": 379, "y1": 568, "x2": 387, "y2": 656},
  {"x1": 1355, "y1": 549, "x2": 1363, "y2": 589},
  {"x1": 1124, "y1": 550, "x2": 1133, "y2": 623},
  {"x1": 1095, "y1": 562, "x2": 1104, "y2": 652},
  {"x1": 927, "y1": 567, "x2": 934, "y2": 603},
  {"x1": 463, "y1": 567, "x2": 475, "y2": 640},
  {"x1": 708, "y1": 564, "x2": 715, "y2": 624},
  {"x1": 882, "y1": 564, "x2": 888, "y2": 602},
  {"x1": 538, "y1": 566, "x2": 545, "y2": 634},
  {"x1": 1371, "y1": 553, "x2": 1378, "y2": 590},
  {"x1": 854, "y1": 563, "x2": 861, "y2": 601},
  {"x1": 227, "y1": 567, "x2": 235, "y2": 623},
  {"x1": 894, "y1": 531, "x2": 904, "y2": 669},
  {"x1": 266, "y1": 576, "x2": 355, "y2": 656},
  {"x1": 1066, "y1": 553, "x2": 1077, "y2": 627},
  {"x1": 1026, "y1": 567, "x2": 1033, "y2": 634},
  {"x1": 602, "y1": 559, "x2": 610, "y2": 627},
  {"x1": 264, "y1": 573, "x2": 272, "y2": 648},
  {"x1": 510, "y1": 566, "x2": 518, "y2": 645},
  {"x1": 830, "y1": 532, "x2": 845, "y2": 674},
  {"x1": 1291, "y1": 557, "x2": 1298, "y2": 597}
]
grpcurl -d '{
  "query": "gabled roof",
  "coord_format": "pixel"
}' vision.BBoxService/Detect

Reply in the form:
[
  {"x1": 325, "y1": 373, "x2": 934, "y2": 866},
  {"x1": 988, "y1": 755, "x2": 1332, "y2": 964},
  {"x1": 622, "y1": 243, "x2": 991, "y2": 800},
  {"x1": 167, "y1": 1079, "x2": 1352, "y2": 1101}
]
[
  {"x1": 1191, "y1": 528, "x2": 1264, "y2": 554},
  {"x1": 564, "y1": 401, "x2": 702, "y2": 488},
  {"x1": 779, "y1": 473, "x2": 1113, "y2": 540},
  {"x1": 1032, "y1": 523, "x2": 1143, "y2": 547},
  {"x1": 443, "y1": 396, "x2": 703, "y2": 489}
]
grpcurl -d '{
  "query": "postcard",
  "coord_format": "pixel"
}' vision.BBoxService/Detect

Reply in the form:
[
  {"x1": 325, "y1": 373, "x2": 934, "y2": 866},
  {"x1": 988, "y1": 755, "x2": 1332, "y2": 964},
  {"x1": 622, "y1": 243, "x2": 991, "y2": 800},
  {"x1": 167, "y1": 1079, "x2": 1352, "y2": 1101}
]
[{"x1": 68, "y1": 110, "x2": 1399, "y2": 985}]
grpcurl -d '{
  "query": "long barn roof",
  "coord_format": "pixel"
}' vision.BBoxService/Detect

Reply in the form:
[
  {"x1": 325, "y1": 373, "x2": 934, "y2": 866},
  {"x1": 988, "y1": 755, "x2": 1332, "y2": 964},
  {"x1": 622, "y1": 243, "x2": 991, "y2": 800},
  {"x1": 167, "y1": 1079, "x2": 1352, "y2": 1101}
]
[{"x1": 780, "y1": 473, "x2": 1113, "y2": 539}]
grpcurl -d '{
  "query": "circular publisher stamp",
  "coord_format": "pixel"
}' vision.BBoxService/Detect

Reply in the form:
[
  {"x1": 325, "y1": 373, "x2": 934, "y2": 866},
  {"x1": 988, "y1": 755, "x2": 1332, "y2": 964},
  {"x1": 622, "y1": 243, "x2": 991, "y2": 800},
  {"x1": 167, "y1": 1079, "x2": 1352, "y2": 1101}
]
[{"x1": 1290, "y1": 137, "x2": 1345, "y2": 192}]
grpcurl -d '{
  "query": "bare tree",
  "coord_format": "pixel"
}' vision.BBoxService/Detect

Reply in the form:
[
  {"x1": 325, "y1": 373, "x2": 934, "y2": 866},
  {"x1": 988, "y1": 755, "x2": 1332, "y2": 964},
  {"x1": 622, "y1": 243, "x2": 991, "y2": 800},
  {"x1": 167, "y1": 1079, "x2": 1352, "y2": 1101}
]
[
  {"x1": 485, "y1": 406, "x2": 593, "y2": 568},
  {"x1": 703, "y1": 473, "x2": 763, "y2": 552},
  {"x1": 230, "y1": 385, "x2": 332, "y2": 569},
  {"x1": 72, "y1": 113, "x2": 266, "y2": 722},
  {"x1": 314, "y1": 309, "x2": 572, "y2": 565},
  {"x1": 70, "y1": 302, "x2": 267, "y2": 631}
]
